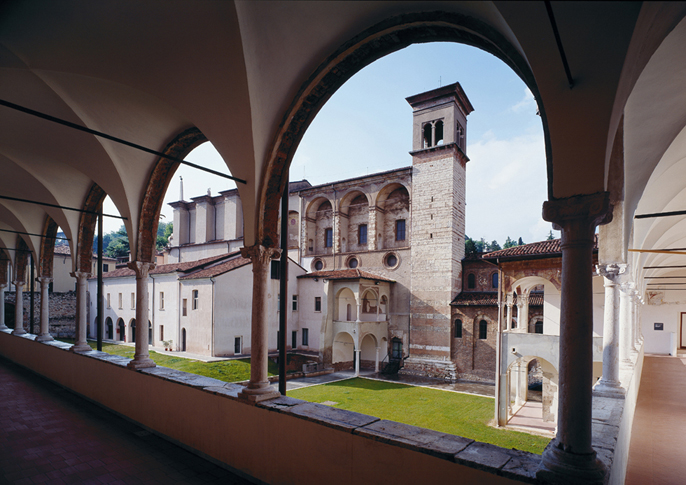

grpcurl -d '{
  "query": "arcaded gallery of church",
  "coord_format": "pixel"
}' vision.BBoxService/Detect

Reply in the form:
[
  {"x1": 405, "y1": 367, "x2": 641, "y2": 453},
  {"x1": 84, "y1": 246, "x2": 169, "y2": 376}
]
[{"x1": 2, "y1": 3, "x2": 686, "y2": 484}]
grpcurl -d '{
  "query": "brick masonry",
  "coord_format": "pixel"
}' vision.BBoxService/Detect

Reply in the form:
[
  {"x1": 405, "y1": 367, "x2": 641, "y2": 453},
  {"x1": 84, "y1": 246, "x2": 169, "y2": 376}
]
[{"x1": 4, "y1": 291, "x2": 76, "y2": 338}]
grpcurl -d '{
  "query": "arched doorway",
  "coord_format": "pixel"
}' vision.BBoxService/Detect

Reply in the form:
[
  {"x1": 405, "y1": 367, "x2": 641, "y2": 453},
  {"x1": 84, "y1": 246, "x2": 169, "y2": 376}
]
[
  {"x1": 148, "y1": 321, "x2": 152, "y2": 346},
  {"x1": 105, "y1": 317, "x2": 113, "y2": 340},
  {"x1": 117, "y1": 318, "x2": 125, "y2": 341},
  {"x1": 360, "y1": 333, "x2": 377, "y2": 370},
  {"x1": 181, "y1": 328, "x2": 187, "y2": 351},
  {"x1": 332, "y1": 331, "x2": 354, "y2": 370},
  {"x1": 130, "y1": 319, "x2": 136, "y2": 343}
]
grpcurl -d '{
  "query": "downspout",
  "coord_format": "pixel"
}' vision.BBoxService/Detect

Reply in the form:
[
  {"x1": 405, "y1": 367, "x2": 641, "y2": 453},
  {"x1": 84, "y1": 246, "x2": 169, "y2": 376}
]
[
  {"x1": 494, "y1": 259, "x2": 503, "y2": 426},
  {"x1": 177, "y1": 273, "x2": 182, "y2": 352},
  {"x1": 210, "y1": 276, "x2": 215, "y2": 357},
  {"x1": 151, "y1": 275, "x2": 155, "y2": 347},
  {"x1": 332, "y1": 187, "x2": 337, "y2": 270}
]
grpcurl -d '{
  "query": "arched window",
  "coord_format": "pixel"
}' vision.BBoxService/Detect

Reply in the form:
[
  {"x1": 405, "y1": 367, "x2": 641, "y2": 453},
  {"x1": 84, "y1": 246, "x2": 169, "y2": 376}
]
[
  {"x1": 468, "y1": 273, "x2": 476, "y2": 289},
  {"x1": 491, "y1": 272, "x2": 498, "y2": 288},
  {"x1": 455, "y1": 319, "x2": 462, "y2": 338},
  {"x1": 535, "y1": 320, "x2": 543, "y2": 334},
  {"x1": 479, "y1": 320, "x2": 488, "y2": 340}
]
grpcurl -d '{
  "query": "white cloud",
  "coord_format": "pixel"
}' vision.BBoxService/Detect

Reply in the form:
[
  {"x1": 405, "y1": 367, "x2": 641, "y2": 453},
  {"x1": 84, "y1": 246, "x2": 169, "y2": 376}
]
[{"x1": 510, "y1": 88, "x2": 536, "y2": 114}]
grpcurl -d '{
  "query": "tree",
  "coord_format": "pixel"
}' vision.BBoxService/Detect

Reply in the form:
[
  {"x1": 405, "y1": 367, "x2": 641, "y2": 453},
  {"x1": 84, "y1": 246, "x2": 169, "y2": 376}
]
[
  {"x1": 503, "y1": 236, "x2": 517, "y2": 249},
  {"x1": 465, "y1": 236, "x2": 477, "y2": 256},
  {"x1": 547, "y1": 230, "x2": 555, "y2": 240},
  {"x1": 156, "y1": 221, "x2": 173, "y2": 250},
  {"x1": 106, "y1": 225, "x2": 129, "y2": 258},
  {"x1": 518, "y1": 237, "x2": 525, "y2": 246},
  {"x1": 488, "y1": 240, "x2": 501, "y2": 251}
]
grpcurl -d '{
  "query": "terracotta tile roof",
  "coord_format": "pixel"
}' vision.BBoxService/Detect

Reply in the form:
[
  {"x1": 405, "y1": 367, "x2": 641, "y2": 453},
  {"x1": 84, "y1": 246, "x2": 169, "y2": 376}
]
[
  {"x1": 98, "y1": 252, "x2": 239, "y2": 279},
  {"x1": 179, "y1": 255, "x2": 251, "y2": 280},
  {"x1": 298, "y1": 269, "x2": 395, "y2": 283},
  {"x1": 482, "y1": 236, "x2": 598, "y2": 261},
  {"x1": 451, "y1": 292, "x2": 543, "y2": 307},
  {"x1": 53, "y1": 244, "x2": 117, "y2": 261}
]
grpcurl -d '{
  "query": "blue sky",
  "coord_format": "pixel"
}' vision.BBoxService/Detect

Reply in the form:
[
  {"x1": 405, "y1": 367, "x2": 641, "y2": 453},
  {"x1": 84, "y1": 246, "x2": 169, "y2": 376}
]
[{"x1": 104, "y1": 42, "x2": 553, "y2": 244}]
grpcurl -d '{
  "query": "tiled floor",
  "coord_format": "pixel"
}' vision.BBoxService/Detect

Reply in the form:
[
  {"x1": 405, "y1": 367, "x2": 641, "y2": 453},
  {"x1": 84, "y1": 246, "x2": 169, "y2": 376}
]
[
  {"x1": 0, "y1": 358, "x2": 253, "y2": 485},
  {"x1": 507, "y1": 401, "x2": 555, "y2": 436},
  {"x1": 625, "y1": 355, "x2": 686, "y2": 485}
]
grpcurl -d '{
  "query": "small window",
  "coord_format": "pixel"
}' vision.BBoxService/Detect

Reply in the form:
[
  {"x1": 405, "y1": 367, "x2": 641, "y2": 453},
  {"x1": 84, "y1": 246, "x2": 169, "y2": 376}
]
[
  {"x1": 359, "y1": 224, "x2": 367, "y2": 245},
  {"x1": 314, "y1": 259, "x2": 323, "y2": 271},
  {"x1": 325, "y1": 228, "x2": 333, "y2": 248},
  {"x1": 292, "y1": 295, "x2": 298, "y2": 311},
  {"x1": 479, "y1": 320, "x2": 488, "y2": 340},
  {"x1": 159, "y1": 291, "x2": 165, "y2": 310},
  {"x1": 292, "y1": 330, "x2": 297, "y2": 349},
  {"x1": 118, "y1": 293, "x2": 123, "y2": 309},
  {"x1": 385, "y1": 253, "x2": 398, "y2": 268},
  {"x1": 535, "y1": 320, "x2": 543, "y2": 334},
  {"x1": 302, "y1": 328, "x2": 309, "y2": 346},
  {"x1": 234, "y1": 336, "x2": 242, "y2": 355},
  {"x1": 103, "y1": 263, "x2": 109, "y2": 272},
  {"x1": 468, "y1": 273, "x2": 476, "y2": 289},
  {"x1": 314, "y1": 296, "x2": 322, "y2": 312},
  {"x1": 192, "y1": 290, "x2": 199, "y2": 310},
  {"x1": 348, "y1": 257, "x2": 358, "y2": 269},
  {"x1": 455, "y1": 319, "x2": 463, "y2": 338},
  {"x1": 131, "y1": 292, "x2": 135, "y2": 309},
  {"x1": 106, "y1": 293, "x2": 111, "y2": 309},
  {"x1": 395, "y1": 220, "x2": 406, "y2": 241},
  {"x1": 182, "y1": 298, "x2": 187, "y2": 316},
  {"x1": 492, "y1": 273, "x2": 498, "y2": 289},
  {"x1": 391, "y1": 338, "x2": 402, "y2": 359},
  {"x1": 270, "y1": 260, "x2": 280, "y2": 280},
  {"x1": 159, "y1": 325, "x2": 164, "y2": 341}
]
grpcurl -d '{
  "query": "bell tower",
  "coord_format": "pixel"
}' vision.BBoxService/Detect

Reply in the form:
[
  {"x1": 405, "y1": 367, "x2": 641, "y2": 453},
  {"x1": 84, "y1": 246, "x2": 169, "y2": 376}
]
[{"x1": 404, "y1": 82, "x2": 473, "y2": 380}]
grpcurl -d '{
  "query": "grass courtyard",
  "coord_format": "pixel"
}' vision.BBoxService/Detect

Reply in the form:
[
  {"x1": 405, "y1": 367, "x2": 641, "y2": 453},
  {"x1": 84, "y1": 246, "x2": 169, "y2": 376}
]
[
  {"x1": 58, "y1": 339, "x2": 277, "y2": 383},
  {"x1": 288, "y1": 377, "x2": 550, "y2": 455}
]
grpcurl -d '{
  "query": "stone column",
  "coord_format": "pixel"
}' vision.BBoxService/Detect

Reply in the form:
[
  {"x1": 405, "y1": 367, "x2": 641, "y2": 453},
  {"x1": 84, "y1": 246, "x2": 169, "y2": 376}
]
[
  {"x1": 354, "y1": 349, "x2": 361, "y2": 377},
  {"x1": 70, "y1": 272, "x2": 91, "y2": 351},
  {"x1": 519, "y1": 295, "x2": 530, "y2": 333},
  {"x1": 375, "y1": 346, "x2": 380, "y2": 372},
  {"x1": 505, "y1": 293, "x2": 513, "y2": 331},
  {"x1": 0, "y1": 283, "x2": 8, "y2": 330},
  {"x1": 368, "y1": 207, "x2": 378, "y2": 250},
  {"x1": 239, "y1": 244, "x2": 281, "y2": 402},
  {"x1": 333, "y1": 211, "x2": 341, "y2": 254},
  {"x1": 619, "y1": 282, "x2": 633, "y2": 367},
  {"x1": 594, "y1": 264, "x2": 624, "y2": 398},
  {"x1": 127, "y1": 261, "x2": 156, "y2": 369},
  {"x1": 514, "y1": 361, "x2": 525, "y2": 406},
  {"x1": 537, "y1": 193, "x2": 610, "y2": 485},
  {"x1": 632, "y1": 290, "x2": 642, "y2": 351},
  {"x1": 11, "y1": 281, "x2": 26, "y2": 335},
  {"x1": 35, "y1": 277, "x2": 54, "y2": 342}
]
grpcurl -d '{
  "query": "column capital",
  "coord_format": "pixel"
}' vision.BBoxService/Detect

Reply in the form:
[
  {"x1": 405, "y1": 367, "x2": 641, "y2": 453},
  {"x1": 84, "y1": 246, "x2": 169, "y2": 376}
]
[
  {"x1": 0, "y1": 282, "x2": 7, "y2": 289},
  {"x1": 12, "y1": 280, "x2": 25, "y2": 288},
  {"x1": 240, "y1": 244, "x2": 281, "y2": 267},
  {"x1": 127, "y1": 260, "x2": 155, "y2": 278},
  {"x1": 506, "y1": 293, "x2": 513, "y2": 305},
  {"x1": 596, "y1": 263, "x2": 626, "y2": 284},
  {"x1": 70, "y1": 271, "x2": 91, "y2": 280},
  {"x1": 36, "y1": 276, "x2": 53, "y2": 284},
  {"x1": 543, "y1": 192, "x2": 612, "y2": 232}
]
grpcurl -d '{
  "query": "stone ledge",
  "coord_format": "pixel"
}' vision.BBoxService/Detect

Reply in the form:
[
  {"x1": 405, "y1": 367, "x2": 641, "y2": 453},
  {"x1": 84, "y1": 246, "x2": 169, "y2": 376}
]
[{"x1": 284, "y1": 401, "x2": 380, "y2": 432}]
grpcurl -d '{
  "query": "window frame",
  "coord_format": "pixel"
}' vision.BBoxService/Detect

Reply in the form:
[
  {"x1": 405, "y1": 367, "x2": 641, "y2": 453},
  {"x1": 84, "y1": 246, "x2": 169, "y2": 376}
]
[
  {"x1": 479, "y1": 320, "x2": 488, "y2": 340},
  {"x1": 325, "y1": 228, "x2": 333, "y2": 248},
  {"x1": 359, "y1": 224, "x2": 367, "y2": 245},
  {"x1": 292, "y1": 294, "x2": 298, "y2": 311},
  {"x1": 455, "y1": 319, "x2": 463, "y2": 338},
  {"x1": 302, "y1": 328, "x2": 309, "y2": 346},
  {"x1": 314, "y1": 296, "x2": 322, "y2": 312},
  {"x1": 395, "y1": 219, "x2": 406, "y2": 241},
  {"x1": 159, "y1": 291, "x2": 165, "y2": 310},
  {"x1": 182, "y1": 298, "x2": 188, "y2": 316},
  {"x1": 192, "y1": 289, "x2": 199, "y2": 310}
]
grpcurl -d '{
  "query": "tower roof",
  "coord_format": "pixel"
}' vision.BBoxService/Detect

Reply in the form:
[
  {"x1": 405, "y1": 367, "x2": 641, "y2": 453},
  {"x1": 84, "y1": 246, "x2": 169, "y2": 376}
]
[{"x1": 405, "y1": 82, "x2": 474, "y2": 116}]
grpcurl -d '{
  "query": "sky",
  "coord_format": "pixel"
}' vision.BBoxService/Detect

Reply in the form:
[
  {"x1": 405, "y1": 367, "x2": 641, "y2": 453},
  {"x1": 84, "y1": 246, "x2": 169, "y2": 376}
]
[{"x1": 102, "y1": 42, "x2": 554, "y2": 245}]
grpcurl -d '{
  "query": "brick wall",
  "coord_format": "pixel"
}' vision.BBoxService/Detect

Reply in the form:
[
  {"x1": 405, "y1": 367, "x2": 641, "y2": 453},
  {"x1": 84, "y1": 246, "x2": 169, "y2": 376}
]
[{"x1": 4, "y1": 291, "x2": 76, "y2": 337}]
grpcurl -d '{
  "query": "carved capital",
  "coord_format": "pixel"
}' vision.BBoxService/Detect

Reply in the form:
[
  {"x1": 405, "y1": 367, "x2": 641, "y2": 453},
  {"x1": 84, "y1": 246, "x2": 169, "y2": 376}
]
[
  {"x1": 127, "y1": 260, "x2": 155, "y2": 278},
  {"x1": 542, "y1": 192, "x2": 612, "y2": 231},
  {"x1": 12, "y1": 280, "x2": 25, "y2": 288},
  {"x1": 240, "y1": 244, "x2": 281, "y2": 267},
  {"x1": 597, "y1": 263, "x2": 626, "y2": 284},
  {"x1": 70, "y1": 271, "x2": 91, "y2": 281},
  {"x1": 36, "y1": 277, "x2": 52, "y2": 288}
]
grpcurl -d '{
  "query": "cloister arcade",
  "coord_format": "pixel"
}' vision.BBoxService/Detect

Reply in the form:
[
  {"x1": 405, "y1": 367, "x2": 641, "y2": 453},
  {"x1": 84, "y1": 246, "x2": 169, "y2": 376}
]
[{"x1": 1, "y1": 2, "x2": 686, "y2": 484}]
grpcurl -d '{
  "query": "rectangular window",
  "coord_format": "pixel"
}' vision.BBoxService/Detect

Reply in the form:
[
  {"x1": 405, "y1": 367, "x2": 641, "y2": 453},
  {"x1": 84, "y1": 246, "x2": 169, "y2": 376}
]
[
  {"x1": 106, "y1": 293, "x2": 111, "y2": 309},
  {"x1": 292, "y1": 330, "x2": 297, "y2": 349},
  {"x1": 325, "y1": 228, "x2": 333, "y2": 248},
  {"x1": 302, "y1": 328, "x2": 309, "y2": 346},
  {"x1": 270, "y1": 260, "x2": 280, "y2": 280},
  {"x1": 103, "y1": 264, "x2": 109, "y2": 272},
  {"x1": 159, "y1": 291, "x2": 165, "y2": 310},
  {"x1": 160, "y1": 325, "x2": 164, "y2": 341},
  {"x1": 192, "y1": 290, "x2": 199, "y2": 310},
  {"x1": 131, "y1": 292, "x2": 135, "y2": 309},
  {"x1": 118, "y1": 293, "x2": 123, "y2": 309},
  {"x1": 292, "y1": 295, "x2": 298, "y2": 311},
  {"x1": 359, "y1": 224, "x2": 367, "y2": 245},
  {"x1": 182, "y1": 298, "x2": 187, "y2": 316},
  {"x1": 396, "y1": 219, "x2": 406, "y2": 241},
  {"x1": 314, "y1": 296, "x2": 321, "y2": 312},
  {"x1": 234, "y1": 336, "x2": 242, "y2": 355}
]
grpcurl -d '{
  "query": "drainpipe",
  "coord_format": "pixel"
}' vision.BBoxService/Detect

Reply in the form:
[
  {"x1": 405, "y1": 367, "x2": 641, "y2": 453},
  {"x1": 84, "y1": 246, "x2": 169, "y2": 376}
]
[
  {"x1": 177, "y1": 276, "x2": 182, "y2": 352},
  {"x1": 332, "y1": 187, "x2": 337, "y2": 270},
  {"x1": 210, "y1": 277, "x2": 215, "y2": 357}
]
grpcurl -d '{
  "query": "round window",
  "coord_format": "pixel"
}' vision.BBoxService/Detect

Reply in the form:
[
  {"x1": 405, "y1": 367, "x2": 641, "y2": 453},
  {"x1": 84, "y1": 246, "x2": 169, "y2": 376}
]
[
  {"x1": 348, "y1": 258, "x2": 358, "y2": 269},
  {"x1": 385, "y1": 253, "x2": 398, "y2": 268},
  {"x1": 314, "y1": 259, "x2": 323, "y2": 271}
]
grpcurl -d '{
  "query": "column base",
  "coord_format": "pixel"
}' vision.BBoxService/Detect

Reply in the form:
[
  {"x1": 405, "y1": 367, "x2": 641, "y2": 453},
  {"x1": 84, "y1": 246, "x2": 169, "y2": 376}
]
[
  {"x1": 537, "y1": 440, "x2": 606, "y2": 485},
  {"x1": 238, "y1": 386, "x2": 281, "y2": 403},
  {"x1": 0, "y1": 325, "x2": 9, "y2": 331},
  {"x1": 127, "y1": 358, "x2": 156, "y2": 370},
  {"x1": 35, "y1": 333, "x2": 54, "y2": 342},
  {"x1": 593, "y1": 379, "x2": 625, "y2": 399},
  {"x1": 12, "y1": 327, "x2": 27, "y2": 336},
  {"x1": 70, "y1": 343, "x2": 91, "y2": 352}
]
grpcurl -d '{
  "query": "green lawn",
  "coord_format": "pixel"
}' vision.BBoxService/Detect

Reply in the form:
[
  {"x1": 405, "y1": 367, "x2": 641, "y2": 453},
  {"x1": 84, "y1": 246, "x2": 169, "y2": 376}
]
[
  {"x1": 58, "y1": 339, "x2": 277, "y2": 383},
  {"x1": 288, "y1": 377, "x2": 550, "y2": 455}
]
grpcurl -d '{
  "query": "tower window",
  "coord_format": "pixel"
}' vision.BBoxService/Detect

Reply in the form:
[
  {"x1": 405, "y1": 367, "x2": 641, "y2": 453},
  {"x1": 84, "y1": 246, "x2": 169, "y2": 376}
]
[
  {"x1": 325, "y1": 228, "x2": 333, "y2": 248},
  {"x1": 359, "y1": 224, "x2": 367, "y2": 245},
  {"x1": 468, "y1": 273, "x2": 476, "y2": 289},
  {"x1": 492, "y1": 273, "x2": 498, "y2": 288},
  {"x1": 455, "y1": 319, "x2": 463, "y2": 338},
  {"x1": 395, "y1": 220, "x2": 406, "y2": 241},
  {"x1": 479, "y1": 320, "x2": 488, "y2": 340}
]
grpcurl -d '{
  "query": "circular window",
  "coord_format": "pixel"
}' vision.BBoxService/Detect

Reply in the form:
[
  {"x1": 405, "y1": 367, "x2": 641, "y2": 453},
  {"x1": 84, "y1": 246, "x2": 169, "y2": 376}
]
[
  {"x1": 313, "y1": 259, "x2": 324, "y2": 271},
  {"x1": 347, "y1": 257, "x2": 359, "y2": 269},
  {"x1": 384, "y1": 252, "x2": 399, "y2": 269}
]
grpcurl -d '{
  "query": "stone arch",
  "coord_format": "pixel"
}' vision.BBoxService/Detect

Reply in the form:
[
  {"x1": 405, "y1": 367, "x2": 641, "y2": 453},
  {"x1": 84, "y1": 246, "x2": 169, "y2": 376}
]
[
  {"x1": 332, "y1": 331, "x2": 354, "y2": 365},
  {"x1": 129, "y1": 318, "x2": 136, "y2": 343},
  {"x1": 39, "y1": 216, "x2": 58, "y2": 278},
  {"x1": 507, "y1": 356, "x2": 558, "y2": 424},
  {"x1": 375, "y1": 183, "x2": 410, "y2": 249},
  {"x1": 360, "y1": 288, "x2": 378, "y2": 318},
  {"x1": 136, "y1": 127, "x2": 207, "y2": 263},
  {"x1": 339, "y1": 189, "x2": 370, "y2": 253},
  {"x1": 335, "y1": 287, "x2": 357, "y2": 322},
  {"x1": 117, "y1": 318, "x2": 125, "y2": 341},
  {"x1": 360, "y1": 333, "x2": 377, "y2": 365},
  {"x1": 13, "y1": 237, "x2": 30, "y2": 282},
  {"x1": 305, "y1": 196, "x2": 334, "y2": 256},
  {"x1": 0, "y1": 252, "x2": 9, "y2": 286},
  {"x1": 257, "y1": 11, "x2": 543, "y2": 249},
  {"x1": 76, "y1": 184, "x2": 106, "y2": 274},
  {"x1": 105, "y1": 317, "x2": 113, "y2": 339}
]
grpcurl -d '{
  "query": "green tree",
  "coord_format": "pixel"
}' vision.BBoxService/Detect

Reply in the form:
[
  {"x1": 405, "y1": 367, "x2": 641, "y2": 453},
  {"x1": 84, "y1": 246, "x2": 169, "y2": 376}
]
[
  {"x1": 465, "y1": 236, "x2": 477, "y2": 256},
  {"x1": 156, "y1": 221, "x2": 173, "y2": 250},
  {"x1": 518, "y1": 237, "x2": 525, "y2": 246},
  {"x1": 106, "y1": 225, "x2": 129, "y2": 258},
  {"x1": 547, "y1": 230, "x2": 555, "y2": 240},
  {"x1": 488, "y1": 240, "x2": 501, "y2": 251},
  {"x1": 503, "y1": 236, "x2": 516, "y2": 249}
]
